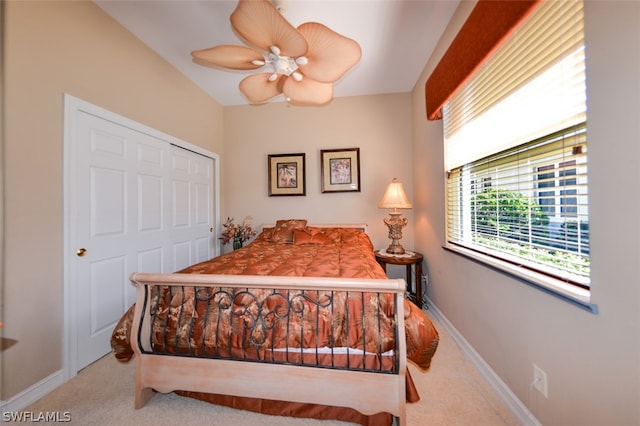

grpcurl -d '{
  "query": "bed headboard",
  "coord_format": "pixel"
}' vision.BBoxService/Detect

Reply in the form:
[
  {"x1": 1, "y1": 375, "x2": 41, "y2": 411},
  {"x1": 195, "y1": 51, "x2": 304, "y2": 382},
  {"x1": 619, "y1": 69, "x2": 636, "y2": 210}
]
[{"x1": 260, "y1": 223, "x2": 368, "y2": 234}]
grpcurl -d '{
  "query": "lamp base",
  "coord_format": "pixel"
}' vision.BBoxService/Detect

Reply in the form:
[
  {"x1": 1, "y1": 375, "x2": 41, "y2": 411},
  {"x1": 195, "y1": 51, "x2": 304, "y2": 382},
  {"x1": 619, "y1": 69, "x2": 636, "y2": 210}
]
[
  {"x1": 383, "y1": 211, "x2": 408, "y2": 255},
  {"x1": 385, "y1": 243, "x2": 406, "y2": 255}
]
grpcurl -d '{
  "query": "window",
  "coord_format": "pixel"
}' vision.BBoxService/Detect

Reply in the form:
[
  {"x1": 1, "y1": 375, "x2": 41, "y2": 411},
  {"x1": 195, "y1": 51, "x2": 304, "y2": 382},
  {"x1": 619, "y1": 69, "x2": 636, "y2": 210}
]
[
  {"x1": 443, "y1": 1, "x2": 591, "y2": 301},
  {"x1": 537, "y1": 159, "x2": 579, "y2": 218}
]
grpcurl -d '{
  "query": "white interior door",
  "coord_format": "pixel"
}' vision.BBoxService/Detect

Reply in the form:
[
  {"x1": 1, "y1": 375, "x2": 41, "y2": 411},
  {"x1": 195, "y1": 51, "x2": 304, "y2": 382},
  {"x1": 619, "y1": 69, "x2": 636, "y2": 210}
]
[
  {"x1": 166, "y1": 145, "x2": 215, "y2": 271},
  {"x1": 65, "y1": 97, "x2": 218, "y2": 372}
]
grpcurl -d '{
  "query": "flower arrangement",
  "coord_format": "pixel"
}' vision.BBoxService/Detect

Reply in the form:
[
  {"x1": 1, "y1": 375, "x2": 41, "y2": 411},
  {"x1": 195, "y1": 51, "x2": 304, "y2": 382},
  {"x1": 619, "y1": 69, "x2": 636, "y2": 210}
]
[{"x1": 219, "y1": 216, "x2": 257, "y2": 246}]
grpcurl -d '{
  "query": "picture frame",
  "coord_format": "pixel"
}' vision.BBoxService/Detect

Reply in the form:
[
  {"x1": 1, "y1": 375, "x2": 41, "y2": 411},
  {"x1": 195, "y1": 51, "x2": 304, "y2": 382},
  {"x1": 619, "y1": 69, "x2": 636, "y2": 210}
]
[
  {"x1": 320, "y1": 148, "x2": 361, "y2": 193},
  {"x1": 268, "y1": 153, "x2": 306, "y2": 196}
]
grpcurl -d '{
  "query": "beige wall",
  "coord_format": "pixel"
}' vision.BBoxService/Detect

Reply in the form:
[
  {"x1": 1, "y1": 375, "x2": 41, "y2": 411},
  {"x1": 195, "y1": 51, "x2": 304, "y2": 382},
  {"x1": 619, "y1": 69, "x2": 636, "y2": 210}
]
[
  {"x1": 2, "y1": 1, "x2": 223, "y2": 399},
  {"x1": 412, "y1": 1, "x2": 640, "y2": 425},
  {"x1": 222, "y1": 94, "x2": 415, "y2": 252}
]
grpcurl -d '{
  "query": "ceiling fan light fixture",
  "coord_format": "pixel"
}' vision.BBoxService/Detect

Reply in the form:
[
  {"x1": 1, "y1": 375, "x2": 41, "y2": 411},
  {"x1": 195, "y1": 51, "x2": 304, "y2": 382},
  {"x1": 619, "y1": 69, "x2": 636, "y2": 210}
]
[
  {"x1": 267, "y1": 50, "x2": 300, "y2": 76},
  {"x1": 192, "y1": 0, "x2": 361, "y2": 105}
]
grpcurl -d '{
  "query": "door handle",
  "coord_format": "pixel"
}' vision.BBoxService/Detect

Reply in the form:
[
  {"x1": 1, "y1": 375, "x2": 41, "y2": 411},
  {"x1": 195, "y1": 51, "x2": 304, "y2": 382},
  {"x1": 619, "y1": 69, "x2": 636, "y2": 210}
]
[{"x1": 76, "y1": 248, "x2": 87, "y2": 257}]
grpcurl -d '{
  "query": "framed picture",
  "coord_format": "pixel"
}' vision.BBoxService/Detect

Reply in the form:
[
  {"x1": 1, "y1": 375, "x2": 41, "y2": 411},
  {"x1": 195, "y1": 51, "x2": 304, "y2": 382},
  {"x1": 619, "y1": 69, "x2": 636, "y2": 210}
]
[
  {"x1": 320, "y1": 148, "x2": 361, "y2": 193},
  {"x1": 268, "y1": 153, "x2": 306, "y2": 196}
]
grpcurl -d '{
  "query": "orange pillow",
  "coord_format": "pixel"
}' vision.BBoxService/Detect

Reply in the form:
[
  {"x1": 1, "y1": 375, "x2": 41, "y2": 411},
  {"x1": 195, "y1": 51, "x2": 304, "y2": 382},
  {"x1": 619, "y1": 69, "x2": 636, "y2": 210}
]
[
  {"x1": 254, "y1": 227, "x2": 274, "y2": 242},
  {"x1": 293, "y1": 229, "x2": 329, "y2": 245},
  {"x1": 271, "y1": 219, "x2": 308, "y2": 244}
]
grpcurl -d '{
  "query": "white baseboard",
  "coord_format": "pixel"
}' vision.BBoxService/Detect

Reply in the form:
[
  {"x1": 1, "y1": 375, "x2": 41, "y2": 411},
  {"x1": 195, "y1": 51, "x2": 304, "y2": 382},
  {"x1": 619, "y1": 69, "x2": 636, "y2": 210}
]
[
  {"x1": 0, "y1": 370, "x2": 64, "y2": 413},
  {"x1": 425, "y1": 298, "x2": 542, "y2": 426}
]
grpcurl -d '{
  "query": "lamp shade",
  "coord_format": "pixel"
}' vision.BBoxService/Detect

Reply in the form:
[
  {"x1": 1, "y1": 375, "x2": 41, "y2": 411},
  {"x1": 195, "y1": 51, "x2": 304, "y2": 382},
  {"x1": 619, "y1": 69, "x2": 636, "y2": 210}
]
[{"x1": 378, "y1": 178, "x2": 412, "y2": 209}]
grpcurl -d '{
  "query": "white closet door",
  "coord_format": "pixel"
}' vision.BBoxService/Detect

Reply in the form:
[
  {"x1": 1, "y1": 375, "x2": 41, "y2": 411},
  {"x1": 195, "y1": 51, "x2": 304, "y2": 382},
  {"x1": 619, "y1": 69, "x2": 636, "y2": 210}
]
[
  {"x1": 166, "y1": 145, "x2": 214, "y2": 272},
  {"x1": 72, "y1": 110, "x2": 214, "y2": 370}
]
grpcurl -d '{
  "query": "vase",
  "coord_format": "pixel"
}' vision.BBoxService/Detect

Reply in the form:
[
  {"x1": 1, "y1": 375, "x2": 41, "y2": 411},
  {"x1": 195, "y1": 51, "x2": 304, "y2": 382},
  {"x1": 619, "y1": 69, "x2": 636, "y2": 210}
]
[{"x1": 233, "y1": 236, "x2": 243, "y2": 251}]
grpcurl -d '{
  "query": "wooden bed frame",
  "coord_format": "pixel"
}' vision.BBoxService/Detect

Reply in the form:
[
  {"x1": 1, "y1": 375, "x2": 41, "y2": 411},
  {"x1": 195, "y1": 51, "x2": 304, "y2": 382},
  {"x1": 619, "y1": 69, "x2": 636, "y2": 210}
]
[{"x1": 129, "y1": 224, "x2": 409, "y2": 425}]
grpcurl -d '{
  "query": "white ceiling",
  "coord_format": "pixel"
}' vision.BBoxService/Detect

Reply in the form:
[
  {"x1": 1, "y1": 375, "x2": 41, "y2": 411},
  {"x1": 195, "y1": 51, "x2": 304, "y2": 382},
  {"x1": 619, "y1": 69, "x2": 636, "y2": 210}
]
[{"x1": 94, "y1": 0, "x2": 459, "y2": 106}]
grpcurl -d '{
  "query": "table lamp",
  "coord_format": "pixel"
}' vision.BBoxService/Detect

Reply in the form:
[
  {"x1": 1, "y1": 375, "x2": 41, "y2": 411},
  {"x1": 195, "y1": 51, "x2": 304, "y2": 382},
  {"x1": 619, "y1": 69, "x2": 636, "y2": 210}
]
[{"x1": 378, "y1": 178, "x2": 412, "y2": 254}]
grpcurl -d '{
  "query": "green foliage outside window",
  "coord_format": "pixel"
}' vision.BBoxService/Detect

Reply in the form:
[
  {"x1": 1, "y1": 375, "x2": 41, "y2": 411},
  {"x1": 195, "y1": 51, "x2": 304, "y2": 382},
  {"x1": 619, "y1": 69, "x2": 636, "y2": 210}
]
[
  {"x1": 471, "y1": 188, "x2": 549, "y2": 242},
  {"x1": 470, "y1": 188, "x2": 589, "y2": 276}
]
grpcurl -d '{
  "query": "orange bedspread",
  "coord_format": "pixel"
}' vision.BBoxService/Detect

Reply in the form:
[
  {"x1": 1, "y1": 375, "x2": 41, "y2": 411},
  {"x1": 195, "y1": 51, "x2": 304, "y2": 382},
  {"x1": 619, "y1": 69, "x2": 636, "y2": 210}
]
[{"x1": 111, "y1": 225, "x2": 439, "y2": 425}]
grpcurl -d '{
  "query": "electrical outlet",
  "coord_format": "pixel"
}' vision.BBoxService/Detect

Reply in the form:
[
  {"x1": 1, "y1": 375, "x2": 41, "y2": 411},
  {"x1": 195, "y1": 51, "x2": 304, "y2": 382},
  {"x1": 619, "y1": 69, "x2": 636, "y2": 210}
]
[{"x1": 533, "y1": 364, "x2": 548, "y2": 398}]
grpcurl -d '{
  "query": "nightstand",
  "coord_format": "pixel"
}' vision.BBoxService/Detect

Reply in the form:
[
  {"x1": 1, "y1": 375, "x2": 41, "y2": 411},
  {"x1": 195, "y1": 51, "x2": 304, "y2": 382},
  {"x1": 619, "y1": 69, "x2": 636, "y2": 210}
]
[{"x1": 375, "y1": 250, "x2": 424, "y2": 308}]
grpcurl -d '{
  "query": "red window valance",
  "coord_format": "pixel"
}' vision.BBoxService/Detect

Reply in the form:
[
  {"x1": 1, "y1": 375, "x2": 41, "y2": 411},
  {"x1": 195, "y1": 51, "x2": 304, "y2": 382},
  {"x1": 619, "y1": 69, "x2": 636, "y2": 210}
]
[{"x1": 425, "y1": 0, "x2": 540, "y2": 120}]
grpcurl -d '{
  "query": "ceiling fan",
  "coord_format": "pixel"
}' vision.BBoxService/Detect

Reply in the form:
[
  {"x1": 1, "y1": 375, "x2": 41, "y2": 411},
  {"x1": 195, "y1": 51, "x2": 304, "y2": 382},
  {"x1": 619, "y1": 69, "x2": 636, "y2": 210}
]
[{"x1": 191, "y1": 0, "x2": 362, "y2": 106}]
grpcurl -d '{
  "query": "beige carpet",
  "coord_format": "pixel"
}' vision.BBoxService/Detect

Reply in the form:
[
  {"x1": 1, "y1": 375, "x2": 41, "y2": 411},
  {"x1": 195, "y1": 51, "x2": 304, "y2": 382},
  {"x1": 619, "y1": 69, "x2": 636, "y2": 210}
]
[{"x1": 26, "y1": 315, "x2": 518, "y2": 425}]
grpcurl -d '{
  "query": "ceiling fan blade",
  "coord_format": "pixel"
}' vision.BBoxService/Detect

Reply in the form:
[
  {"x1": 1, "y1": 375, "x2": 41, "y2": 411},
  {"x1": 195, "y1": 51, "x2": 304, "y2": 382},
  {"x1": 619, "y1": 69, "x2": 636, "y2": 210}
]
[
  {"x1": 239, "y1": 73, "x2": 285, "y2": 104},
  {"x1": 191, "y1": 45, "x2": 264, "y2": 70},
  {"x1": 296, "y1": 22, "x2": 362, "y2": 83},
  {"x1": 231, "y1": 0, "x2": 308, "y2": 57},
  {"x1": 283, "y1": 77, "x2": 333, "y2": 106}
]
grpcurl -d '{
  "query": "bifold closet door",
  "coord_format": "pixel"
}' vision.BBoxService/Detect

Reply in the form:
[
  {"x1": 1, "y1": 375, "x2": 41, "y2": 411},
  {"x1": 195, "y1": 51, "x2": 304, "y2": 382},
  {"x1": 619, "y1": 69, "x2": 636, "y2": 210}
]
[{"x1": 72, "y1": 110, "x2": 214, "y2": 370}]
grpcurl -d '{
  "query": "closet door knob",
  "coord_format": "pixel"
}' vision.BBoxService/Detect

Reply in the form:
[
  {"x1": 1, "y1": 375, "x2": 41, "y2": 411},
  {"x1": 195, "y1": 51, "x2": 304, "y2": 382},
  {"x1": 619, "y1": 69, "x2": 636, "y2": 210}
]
[{"x1": 76, "y1": 248, "x2": 87, "y2": 257}]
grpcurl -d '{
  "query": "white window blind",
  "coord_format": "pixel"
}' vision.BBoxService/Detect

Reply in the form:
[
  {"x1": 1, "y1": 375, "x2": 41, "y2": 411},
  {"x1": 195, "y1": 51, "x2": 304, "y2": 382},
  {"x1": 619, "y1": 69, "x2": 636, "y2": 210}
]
[
  {"x1": 443, "y1": 0, "x2": 590, "y2": 291},
  {"x1": 446, "y1": 124, "x2": 589, "y2": 286},
  {"x1": 444, "y1": 0, "x2": 586, "y2": 170}
]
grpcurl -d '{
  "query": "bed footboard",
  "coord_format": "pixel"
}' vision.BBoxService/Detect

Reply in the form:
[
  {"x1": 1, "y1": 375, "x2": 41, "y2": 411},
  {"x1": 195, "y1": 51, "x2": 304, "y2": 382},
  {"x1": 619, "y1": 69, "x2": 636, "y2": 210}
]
[{"x1": 129, "y1": 272, "x2": 408, "y2": 424}]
